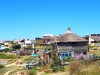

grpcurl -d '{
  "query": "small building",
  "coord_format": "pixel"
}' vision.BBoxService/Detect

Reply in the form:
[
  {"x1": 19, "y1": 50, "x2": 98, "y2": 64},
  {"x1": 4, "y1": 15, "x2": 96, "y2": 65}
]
[
  {"x1": 3, "y1": 40, "x2": 12, "y2": 48},
  {"x1": 0, "y1": 41, "x2": 11, "y2": 51},
  {"x1": 88, "y1": 34, "x2": 100, "y2": 46},
  {"x1": 43, "y1": 34, "x2": 55, "y2": 44},
  {"x1": 18, "y1": 39, "x2": 34, "y2": 48},
  {"x1": 53, "y1": 27, "x2": 89, "y2": 60},
  {"x1": 34, "y1": 35, "x2": 56, "y2": 50}
]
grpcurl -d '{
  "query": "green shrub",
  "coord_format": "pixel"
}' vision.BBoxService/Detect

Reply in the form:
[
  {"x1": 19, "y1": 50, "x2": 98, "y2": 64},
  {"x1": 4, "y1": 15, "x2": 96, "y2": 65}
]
[
  {"x1": 59, "y1": 66, "x2": 65, "y2": 71},
  {"x1": 0, "y1": 53, "x2": 19, "y2": 59},
  {"x1": 24, "y1": 57, "x2": 34, "y2": 61},
  {"x1": 63, "y1": 57, "x2": 67, "y2": 62},
  {"x1": 32, "y1": 68, "x2": 39, "y2": 71},
  {"x1": 63, "y1": 56, "x2": 72, "y2": 62},
  {"x1": 12, "y1": 44, "x2": 21, "y2": 50},
  {"x1": 89, "y1": 45, "x2": 94, "y2": 49},
  {"x1": 3, "y1": 48, "x2": 10, "y2": 52},
  {"x1": 38, "y1": 61, "x2": 42, "y2": 67},
  {"x1": 51, "y1": 63, "x2": 65, "y2": 72},
  {"x1": 52, "y1": 66, "x2": 59, "y2": 72},
  {"x1": 52, "y1": 51, "x2": 60, "y2": 66},
  {"x1": 28, "y1": 69, "x2": 37, "y2": 75},
  {"x1": 51, "y1": 64, "x2": 55, "y2": 68},
  {"x1": 67, "y1": 56, "x2": 72, "y2": 61},
  {"x1": 0, "y1": 64, "x2": 5, "y2": 69}
]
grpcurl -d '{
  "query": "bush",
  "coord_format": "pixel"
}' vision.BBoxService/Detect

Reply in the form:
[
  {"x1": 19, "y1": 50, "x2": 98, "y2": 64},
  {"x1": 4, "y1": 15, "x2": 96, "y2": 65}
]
[
  {"x1": 0, "y1": 64, "x2": 5, "y2": 69},
  {"x1": 52, "y1": 66, "x2": 59, "y2": 72},
  {"x1": 67, "y1": 56, "x2": 73, "y2": 61},
  {"x1": 51, "y1": 63, "x2": 55, "y2": 68},
  {"x1": 0, "y1": 53, "x2": 19, "y2": 59},
  {"x1": 63, "y1": 56, "x2": 73, "y2": 62},
  {"x1": 51, "y1": 63, "x2": 65, "y2": 72},
  {"x1": 52, "y1": 50, "x2": 60, "y2": 66},
  {"x1": 3, "y1": 48, "x2": 10, "y2": 52},
  {"x1": 38, "y1": 61, "x2": 42, "y2": 67},
  {"x1": 59, "y1": 66, "x2": 65, "y2": 71},
  {"x1": 28, "y1": 70, "x2": 37, "y2": 75},
  {"x1": 12, "y1": 44, "x2": 21, "y2": 50}
]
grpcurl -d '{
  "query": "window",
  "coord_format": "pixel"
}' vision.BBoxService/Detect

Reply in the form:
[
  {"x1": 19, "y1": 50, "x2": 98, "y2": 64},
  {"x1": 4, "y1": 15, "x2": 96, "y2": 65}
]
[
  {"x1": 91, "y1": 34, "x2": 96, "y2": 36},
  {"x1": 97, "y1": 34, "x2": 100, "y2": 36},
  {"x1": 62, "y1": 54, "x2": 65, "y2": 57},
  {"x1": 72, "y1": 42, "x2": 77, "y2": 44},
  {"x1": 91, "y1": 41, "x2": 97, "y2": 43},
  {"x1": 69, "y1": 53, "x2": 72, "y2": 56},
  {"x1": 65, "y1": 53, "x2": 68, "y2": 56}
]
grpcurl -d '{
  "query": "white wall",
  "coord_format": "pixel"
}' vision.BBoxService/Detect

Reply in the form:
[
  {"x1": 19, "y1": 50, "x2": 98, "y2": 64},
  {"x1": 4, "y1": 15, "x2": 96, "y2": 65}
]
[
  {"x1": 0, "y1": 45, "x2": 9, "y2": 49},
  {"x1": 89, "y1": 37, "x2": 94, "y2": 44},
  {"x1": 89, "y1": 36, "x2": 96, "y2": 46}
]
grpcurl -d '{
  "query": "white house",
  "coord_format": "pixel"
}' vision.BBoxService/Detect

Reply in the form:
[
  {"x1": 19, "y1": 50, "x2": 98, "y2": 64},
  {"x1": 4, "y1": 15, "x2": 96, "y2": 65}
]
[
  {"x1": 0, "y1": 44, "x2": 10, "y2": 50},
  {"x1": 18, "y1": 39, "x2": 34, "y2": 48},
  {"x1": 0, "y1": 41, "x2": 10, "y2": 49},
  {"x1": 88, "y1": 34, "x2": 100, "y2": 46}
]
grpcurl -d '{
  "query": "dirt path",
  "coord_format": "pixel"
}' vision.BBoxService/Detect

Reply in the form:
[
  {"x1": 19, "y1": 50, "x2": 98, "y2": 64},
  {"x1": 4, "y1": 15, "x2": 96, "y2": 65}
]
[
  {"x1": 5, "y1": 58, "x2": 24, "y2": 67},
  {"x1": 4, "y1": 67, "x2": 23, "y2": 75},
  {"x1": 37, "y1": 72, "x2": 69, "y2": 75},
  {"x1": 4, "y1": 71, "x2": 13, "y2": 75},
  {"x1": 4, "y1": 59, "x2": 24, "y2": 75}
]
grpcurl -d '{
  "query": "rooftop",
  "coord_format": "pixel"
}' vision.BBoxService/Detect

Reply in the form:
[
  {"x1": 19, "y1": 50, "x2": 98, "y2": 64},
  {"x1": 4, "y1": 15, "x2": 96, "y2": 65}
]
[{"x1": 57, "y1": 27, "x2": 87, "y2": 42}]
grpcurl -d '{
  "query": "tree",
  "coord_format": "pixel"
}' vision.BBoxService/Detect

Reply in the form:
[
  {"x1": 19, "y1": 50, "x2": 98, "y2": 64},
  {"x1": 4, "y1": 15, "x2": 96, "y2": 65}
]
[
  {"x1": 0, "y1": 64, "x2": 5, "y2": 69},
  {"x1": 3, "y1": 48, "x2": 10, "y2": 52},
  {"x1": 52, "y1": 50, "x2": 60, "y2": 66},
  {"x1": 12, "y1": 44, "x2": 21, "y2": 50}
]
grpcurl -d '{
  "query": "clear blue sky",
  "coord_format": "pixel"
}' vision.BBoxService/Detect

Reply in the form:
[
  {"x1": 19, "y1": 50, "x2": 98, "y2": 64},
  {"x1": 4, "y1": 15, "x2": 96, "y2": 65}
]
[{"x1": 0, "y1": 0, "x2": 100, "y2": 41}]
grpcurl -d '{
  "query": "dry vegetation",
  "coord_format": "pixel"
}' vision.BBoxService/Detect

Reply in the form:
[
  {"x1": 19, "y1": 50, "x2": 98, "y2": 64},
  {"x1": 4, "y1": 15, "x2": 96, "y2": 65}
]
[{"x1": 0, "y1": 49, "x2": 100, "y2": 75}]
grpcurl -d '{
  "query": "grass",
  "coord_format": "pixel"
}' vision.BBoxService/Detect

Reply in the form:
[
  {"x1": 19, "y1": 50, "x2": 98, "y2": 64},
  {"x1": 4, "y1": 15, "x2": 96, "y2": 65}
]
[
  {"x1": 0, "y1": 53, "x2": 20, "y2": 59},
  {"x1": 0, "y1": 48, "x2": 99, "y2": 75},
  {"x1": 0, "y1": 66, "x2": 17, "y2": 75},
  {"x1": 89, "y1": 47, "x2": 100, "y2": 56},
  {"x1": 35, "y1": 60, "x2": 100, "y2": 75},
  {"x1": 69, "y1": 60, "x2": 100, "y2": 75},
  {"x1": 24, "y1": 56, "x2": 35, "y2": 62}
]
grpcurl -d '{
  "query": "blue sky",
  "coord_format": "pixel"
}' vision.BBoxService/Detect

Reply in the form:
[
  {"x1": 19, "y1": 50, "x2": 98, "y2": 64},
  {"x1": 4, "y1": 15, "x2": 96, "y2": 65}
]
[{"x1": 0, "y1": 0, "x2": 100, "y2": 40}]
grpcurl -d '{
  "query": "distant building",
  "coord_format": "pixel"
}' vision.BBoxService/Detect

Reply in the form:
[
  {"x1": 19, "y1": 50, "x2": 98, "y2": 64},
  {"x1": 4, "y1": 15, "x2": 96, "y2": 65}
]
[
  {"x1": 13, "y1": 39, "x2": 19, "y2": 44},
  {"x1": 0, "y1": 40, "x2": 12, "y2": 51},
  {"x1": 34, "y1": 35, "x2": 57, "y2": 50},
  {"x1": 88, "y1": 34, "x2": 100, "y2": 46},
  {"x1": 18, "y1": 39, "x2": 34, "y2": 48},
  {"x1": 42, "y1": 34, "x2": 55, "y2": 45},
  {"x1": 53, "y1": 27, "x2": 89, "y2": 60},
  {"x1": 35, "y1": 37, "x2": 42, "y2": 41}
]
